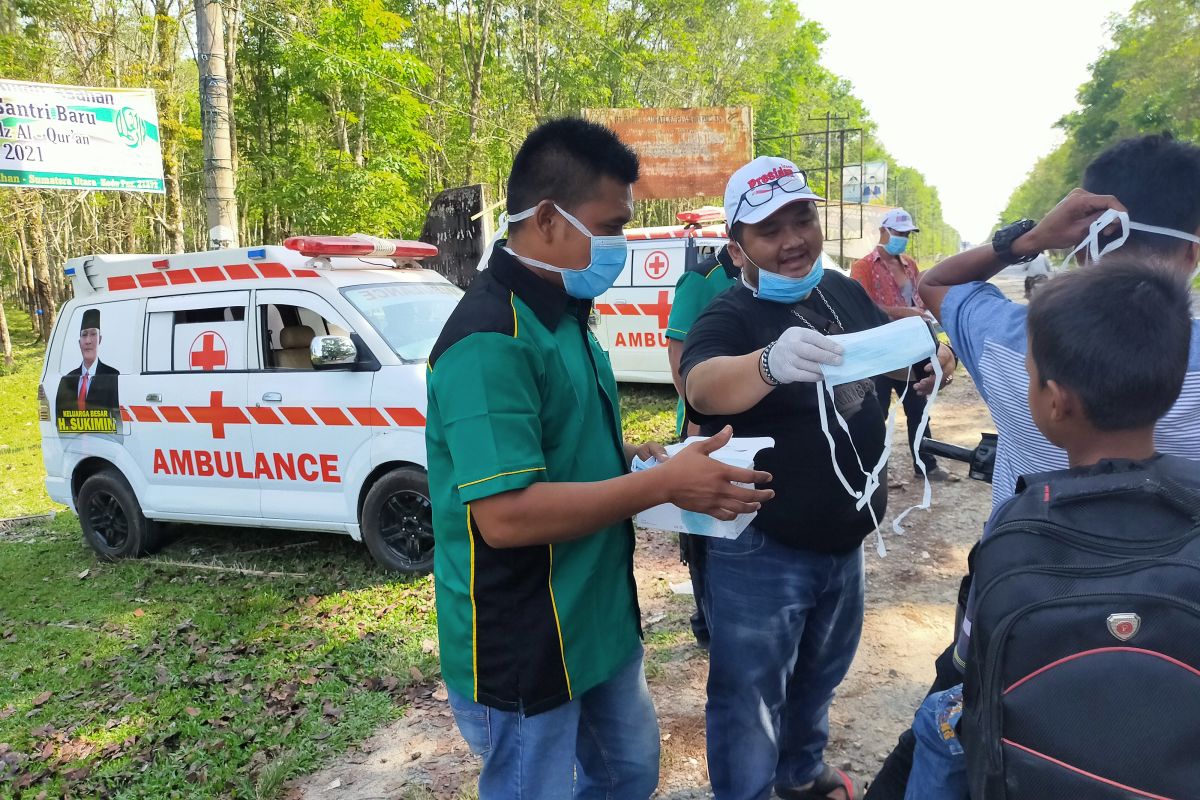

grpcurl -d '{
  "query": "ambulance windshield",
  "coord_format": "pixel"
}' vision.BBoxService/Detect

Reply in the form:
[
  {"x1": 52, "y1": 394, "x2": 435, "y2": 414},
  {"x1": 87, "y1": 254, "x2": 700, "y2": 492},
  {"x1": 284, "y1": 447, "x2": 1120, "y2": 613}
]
[{"x1": 342, "y1": 282, "x2": 462, "y2": 362}]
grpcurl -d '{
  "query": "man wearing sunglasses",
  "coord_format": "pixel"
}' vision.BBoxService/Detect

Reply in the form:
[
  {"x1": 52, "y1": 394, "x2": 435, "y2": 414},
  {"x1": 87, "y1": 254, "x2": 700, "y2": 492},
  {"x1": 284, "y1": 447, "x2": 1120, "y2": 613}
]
[{"x1": 681, "y1": 156, "x2": 955, "y2": 800}]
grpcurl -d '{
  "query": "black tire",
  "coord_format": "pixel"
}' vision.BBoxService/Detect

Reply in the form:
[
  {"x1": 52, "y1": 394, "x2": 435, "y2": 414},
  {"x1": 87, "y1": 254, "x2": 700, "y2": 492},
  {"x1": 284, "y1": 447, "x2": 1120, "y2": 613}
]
[
  {"x1": 77, "y1": 469, "x2": 161, "y2": 561},
  {"x1": 360, "y1": 467, "x2": 435, "y2": 574}
]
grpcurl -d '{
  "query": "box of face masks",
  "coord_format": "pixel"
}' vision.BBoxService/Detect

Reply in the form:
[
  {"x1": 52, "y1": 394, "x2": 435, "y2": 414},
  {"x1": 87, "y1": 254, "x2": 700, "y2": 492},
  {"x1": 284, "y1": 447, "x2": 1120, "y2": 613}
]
[{"x1": 632, "y1": 437, "x2": 774, "y2": 539}]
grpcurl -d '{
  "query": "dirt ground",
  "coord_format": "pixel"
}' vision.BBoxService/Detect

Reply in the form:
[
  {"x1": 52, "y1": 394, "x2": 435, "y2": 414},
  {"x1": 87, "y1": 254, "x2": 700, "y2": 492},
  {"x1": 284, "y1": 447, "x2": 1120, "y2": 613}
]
[{"x1": 286, "y1": 368, "x2": 997, "y2": 800}]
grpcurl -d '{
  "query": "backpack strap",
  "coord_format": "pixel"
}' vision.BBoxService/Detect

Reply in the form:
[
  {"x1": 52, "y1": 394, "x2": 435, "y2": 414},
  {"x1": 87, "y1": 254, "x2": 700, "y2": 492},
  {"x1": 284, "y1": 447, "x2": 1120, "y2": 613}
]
[{"x1": 1034, "y1": 471, "x2": 1200, "y2": 525}]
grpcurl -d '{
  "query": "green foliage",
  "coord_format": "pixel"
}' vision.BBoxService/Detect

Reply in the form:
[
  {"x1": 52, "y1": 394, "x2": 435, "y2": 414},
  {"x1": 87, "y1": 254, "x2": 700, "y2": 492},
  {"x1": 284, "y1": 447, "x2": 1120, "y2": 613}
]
[
  {"x1": 999, "y1": 0, "x2": 1199, "y2": 225},
  {"x1": 0, "y1": 0, "x2": 959, "y2": 265}
]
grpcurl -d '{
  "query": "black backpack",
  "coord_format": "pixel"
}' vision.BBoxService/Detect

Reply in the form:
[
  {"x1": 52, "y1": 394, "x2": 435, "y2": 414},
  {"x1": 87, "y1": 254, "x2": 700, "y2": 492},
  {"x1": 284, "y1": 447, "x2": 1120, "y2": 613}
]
[{"x1": 960, "y1": 455, "x2": 1200, "y2": 800}]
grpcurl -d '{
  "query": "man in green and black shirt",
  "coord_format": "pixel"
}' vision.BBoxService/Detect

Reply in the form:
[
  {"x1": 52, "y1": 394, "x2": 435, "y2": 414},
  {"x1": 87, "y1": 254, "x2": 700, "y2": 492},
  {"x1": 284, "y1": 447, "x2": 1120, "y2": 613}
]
[{"x1": 425, "y1": 118, "x2": 774, "y2": 799}]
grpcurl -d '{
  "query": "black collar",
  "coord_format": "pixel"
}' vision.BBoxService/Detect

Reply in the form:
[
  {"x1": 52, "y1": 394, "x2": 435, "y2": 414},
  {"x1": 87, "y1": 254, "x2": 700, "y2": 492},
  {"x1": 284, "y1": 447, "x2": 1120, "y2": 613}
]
[
  {"x1": 716, "y1": 245, "x2": 740, "y2": 280},
  {"x1": 488, "y1": 244, "x2": 591, "y2": 330}
]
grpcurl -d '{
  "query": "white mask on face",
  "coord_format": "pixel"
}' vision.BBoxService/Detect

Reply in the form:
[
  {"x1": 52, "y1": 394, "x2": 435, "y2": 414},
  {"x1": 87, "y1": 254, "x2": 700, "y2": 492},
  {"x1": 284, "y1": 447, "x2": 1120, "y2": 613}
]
[
  {"x1": 813, "y1": 316, "x2": 941, "y2": 557},
  {"x1": 1060, "y1": 209, "x2": 1200, "y2": 279}
]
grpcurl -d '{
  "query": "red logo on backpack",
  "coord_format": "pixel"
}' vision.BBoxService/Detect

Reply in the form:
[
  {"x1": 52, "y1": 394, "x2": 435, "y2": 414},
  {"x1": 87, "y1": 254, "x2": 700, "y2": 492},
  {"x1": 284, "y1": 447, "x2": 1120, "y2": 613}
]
[{"x1": 1106, "y1": 612, "x2": 1141, "y2": 641}]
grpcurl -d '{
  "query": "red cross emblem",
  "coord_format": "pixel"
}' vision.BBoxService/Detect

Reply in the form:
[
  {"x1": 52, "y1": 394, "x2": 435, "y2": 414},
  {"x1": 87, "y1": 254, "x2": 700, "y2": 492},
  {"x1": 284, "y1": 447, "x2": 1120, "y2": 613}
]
[
  {"x1": 190, "y1": 331, "x2": 228, "y2": 371},
  {"x1": 187, "y1": 390, "x2": 249, "y2": 439},
  {"x1": 638, "y1": 290, "x2": 672, "y2": 330},
  {"x1": 643, "y1": 250, "x2": 669, "y2": 280}
]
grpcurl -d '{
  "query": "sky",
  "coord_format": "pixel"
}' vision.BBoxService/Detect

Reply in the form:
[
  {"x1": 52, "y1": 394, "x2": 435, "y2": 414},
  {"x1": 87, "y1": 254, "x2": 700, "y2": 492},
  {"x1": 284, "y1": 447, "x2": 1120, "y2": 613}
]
[{"x1": 796, "y1": 0, "x2": 1134, "y2": 243}]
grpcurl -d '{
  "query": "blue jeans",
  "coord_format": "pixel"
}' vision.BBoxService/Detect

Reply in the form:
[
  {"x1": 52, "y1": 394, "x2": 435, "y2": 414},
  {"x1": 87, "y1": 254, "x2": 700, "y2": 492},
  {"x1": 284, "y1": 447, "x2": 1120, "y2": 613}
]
[
  {"x1": 905, "y1": 684, "x2": 968, "y2": 800},
  {"x1": 703, "y1": 525, "x2": 865, "y2": 800},
  {"x1": 446, "y1": 644, "x2": 660, "y2": 800}
]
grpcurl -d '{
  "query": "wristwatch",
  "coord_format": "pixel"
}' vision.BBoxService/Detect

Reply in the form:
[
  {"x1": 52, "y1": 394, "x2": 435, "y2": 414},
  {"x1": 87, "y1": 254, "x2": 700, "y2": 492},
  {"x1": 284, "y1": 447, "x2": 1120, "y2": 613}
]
[{"x1": 992, "y1": 219, "x2": 1038, "y2": 265}]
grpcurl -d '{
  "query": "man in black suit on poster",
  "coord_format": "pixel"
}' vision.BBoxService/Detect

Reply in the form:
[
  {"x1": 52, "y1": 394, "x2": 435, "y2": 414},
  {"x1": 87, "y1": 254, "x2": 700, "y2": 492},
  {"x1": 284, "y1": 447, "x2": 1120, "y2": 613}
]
[{"x1": 56, "y1": 308, "x2": 119, "y2": 419}]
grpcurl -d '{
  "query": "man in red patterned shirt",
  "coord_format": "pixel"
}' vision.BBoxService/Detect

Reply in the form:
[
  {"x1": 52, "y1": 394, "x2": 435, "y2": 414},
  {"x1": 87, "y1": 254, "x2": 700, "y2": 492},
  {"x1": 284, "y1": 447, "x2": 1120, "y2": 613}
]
[{"x1": 851, "y1": 209, "x2": 953, "y2": 481}]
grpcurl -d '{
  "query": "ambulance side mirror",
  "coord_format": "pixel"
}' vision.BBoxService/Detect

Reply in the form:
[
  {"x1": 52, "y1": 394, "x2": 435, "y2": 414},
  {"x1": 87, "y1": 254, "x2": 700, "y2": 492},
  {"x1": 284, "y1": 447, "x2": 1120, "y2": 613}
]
[{"x1": 311, "y1": 335, "x2": 357, "y2": 369}]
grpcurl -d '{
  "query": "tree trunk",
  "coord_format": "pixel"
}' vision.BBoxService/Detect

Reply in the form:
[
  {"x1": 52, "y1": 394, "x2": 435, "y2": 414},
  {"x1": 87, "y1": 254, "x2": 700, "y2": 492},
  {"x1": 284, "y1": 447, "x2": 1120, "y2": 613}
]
[
  {"x1": 353, "y1": 85, "x2": 366, "y2": 167},
  {"x1": 0, "y1": 284, "x2": 13, "y2": 368},
  {"x1": 223, "y1": 0, "x2": 240, "y2": 177},
  {"x1": 28, "y1": 193, "x2": 57, "y2": 343},
  {"x1": 154, "y1": 0, "x2": 186, "y2": 252},
  {"x1": 195, "y1": 0, "x2": 239, "y2": 248},
  {"x1": 463, "y1": 0, "x2": 496, "y2": 184}
]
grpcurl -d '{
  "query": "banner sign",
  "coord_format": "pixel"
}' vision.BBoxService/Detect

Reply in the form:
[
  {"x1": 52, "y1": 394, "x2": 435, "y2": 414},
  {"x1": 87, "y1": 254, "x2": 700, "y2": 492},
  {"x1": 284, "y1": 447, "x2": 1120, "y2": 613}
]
[
  {"x1": 583, "y1": 106, "x2": 753, "y2": 200},
  {"x1": 0, "y1": 79, "x2": 165, "y2": 193},
  {"x1": 842, "y1": 161, "x2": 888, "y2": 204}
]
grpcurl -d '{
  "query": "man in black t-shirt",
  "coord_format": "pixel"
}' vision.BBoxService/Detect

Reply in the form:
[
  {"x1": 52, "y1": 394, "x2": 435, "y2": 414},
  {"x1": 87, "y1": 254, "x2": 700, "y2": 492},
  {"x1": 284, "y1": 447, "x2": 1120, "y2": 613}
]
[{"x1": 682, "y1": 157, "x2": 956, "y2": 800}]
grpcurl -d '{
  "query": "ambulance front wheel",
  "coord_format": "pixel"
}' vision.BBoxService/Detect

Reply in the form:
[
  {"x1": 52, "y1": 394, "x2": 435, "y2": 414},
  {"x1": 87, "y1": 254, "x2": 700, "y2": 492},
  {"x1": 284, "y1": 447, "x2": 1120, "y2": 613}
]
[
  {"x1": 77, "y1": 468, "x2": 162, "y2": 561},
  {"x1": 361, "y1": 467, "x2": 435, "y2": 574}
]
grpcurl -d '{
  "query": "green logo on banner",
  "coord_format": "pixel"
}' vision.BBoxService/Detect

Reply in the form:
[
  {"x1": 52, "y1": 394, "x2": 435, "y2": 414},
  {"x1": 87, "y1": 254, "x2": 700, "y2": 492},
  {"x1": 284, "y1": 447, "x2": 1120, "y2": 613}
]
[{"x1": 115, "y1": 107, "x2": 145, "y2": 148}]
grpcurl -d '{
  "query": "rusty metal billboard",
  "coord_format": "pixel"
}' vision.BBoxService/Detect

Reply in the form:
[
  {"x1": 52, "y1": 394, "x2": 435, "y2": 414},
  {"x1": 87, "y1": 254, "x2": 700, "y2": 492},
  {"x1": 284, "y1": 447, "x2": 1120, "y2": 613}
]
[{"x1": 582, "y1": 107, "x2": 753, "y2": 200}]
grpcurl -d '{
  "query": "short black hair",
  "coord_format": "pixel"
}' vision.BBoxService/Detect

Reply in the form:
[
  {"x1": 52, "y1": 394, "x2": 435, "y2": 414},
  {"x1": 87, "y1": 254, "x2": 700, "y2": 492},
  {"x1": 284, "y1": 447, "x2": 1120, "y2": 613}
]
[
  {"x1": 1027, "y1": 259, "x2": 1192, "y2": 431},
  {"x1": 506, "y1": 118, "x2": 639, "y2": 226},
  {"x1": 1083, "y1": 134, "x2": 1200, "y2": 257}
]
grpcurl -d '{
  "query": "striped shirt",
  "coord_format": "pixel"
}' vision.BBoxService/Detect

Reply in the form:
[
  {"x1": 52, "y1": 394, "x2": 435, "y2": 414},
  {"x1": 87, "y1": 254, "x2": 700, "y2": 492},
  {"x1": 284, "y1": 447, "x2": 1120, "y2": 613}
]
[{"x1": 942, "y1": 281, "x2": 1200, "y2": 512}]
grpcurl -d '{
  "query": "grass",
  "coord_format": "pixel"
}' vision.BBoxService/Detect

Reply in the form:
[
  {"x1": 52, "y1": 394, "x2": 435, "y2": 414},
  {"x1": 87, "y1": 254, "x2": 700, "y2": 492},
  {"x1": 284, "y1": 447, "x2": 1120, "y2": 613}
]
[
  {"x1": 0, "y1": 302, "x2": 682, "y2": 798},
  {"x1": 0, "y1": 517, "x2": 439, "y2": 798},
  {"x1": 619, "y1": 383, "x2": 679, "y2": 445},
  {"x1": 0, "y1": 304, "x2": 61, "y2": 518}
]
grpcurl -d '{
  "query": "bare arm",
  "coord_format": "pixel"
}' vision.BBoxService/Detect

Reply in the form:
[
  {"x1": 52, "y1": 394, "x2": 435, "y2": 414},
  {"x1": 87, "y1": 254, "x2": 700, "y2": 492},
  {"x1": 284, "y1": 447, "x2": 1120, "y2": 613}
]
[
  {"x1": 880, "y1": 305, "x2": 928, "y2": 320},
  {"x1": 470, "y1": 427, "x2": 774, "y2": 548},
  {"x1": 916, "y1": 244, "x2": 1016, "y2": 321},
  {"x1": 919, "y1": 189, "x2": 1128, "y2": 320},
  {"x1": 667, "y1": 338, "x2": 687, "y2": 398},
  {"x1": 685, "y1": 349, "x2": 776, "y2": 416}
]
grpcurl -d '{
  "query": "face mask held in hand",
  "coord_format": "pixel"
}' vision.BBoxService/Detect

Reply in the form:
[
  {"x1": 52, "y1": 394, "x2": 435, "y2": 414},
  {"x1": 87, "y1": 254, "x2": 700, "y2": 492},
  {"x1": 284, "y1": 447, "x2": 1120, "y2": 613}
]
[
  {"x1": 814, "y1": 315, "x2": 941, "y2": 556},
  {"x1": 1060, "y1": 208, "x2": 1200, "y2": 283}
]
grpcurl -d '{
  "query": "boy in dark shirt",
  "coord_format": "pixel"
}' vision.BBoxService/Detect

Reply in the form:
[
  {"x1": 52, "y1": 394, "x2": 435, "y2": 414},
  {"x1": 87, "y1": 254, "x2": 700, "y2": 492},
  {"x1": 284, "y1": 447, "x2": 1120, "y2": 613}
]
[{"x1": 903, "y1": 258, "x2": 1197, "y2": 799}]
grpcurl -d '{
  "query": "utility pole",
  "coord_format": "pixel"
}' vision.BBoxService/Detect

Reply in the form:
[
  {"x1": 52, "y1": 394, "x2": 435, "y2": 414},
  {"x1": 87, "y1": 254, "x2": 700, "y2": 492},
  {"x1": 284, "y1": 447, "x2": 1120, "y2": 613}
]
[
  {"x1": 195, "y1": 0, "x2": 238, "y2": 249},
  {"x1": 807, "y1": 112, "x2": 850, "y2": 266}
]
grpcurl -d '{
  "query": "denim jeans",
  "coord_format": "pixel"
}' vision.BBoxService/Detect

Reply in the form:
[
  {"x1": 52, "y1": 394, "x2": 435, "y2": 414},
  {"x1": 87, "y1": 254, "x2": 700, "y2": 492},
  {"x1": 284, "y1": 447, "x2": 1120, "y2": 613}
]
[
  {"x1": 904, "y1": 684, "x2": 968, "y2": 800},
  {"x1": 446, "y1": 644, "x2": 660, "y2": 800},
  {"x1": 703, "y1": 525, "x2": 865, "y2": 800}
]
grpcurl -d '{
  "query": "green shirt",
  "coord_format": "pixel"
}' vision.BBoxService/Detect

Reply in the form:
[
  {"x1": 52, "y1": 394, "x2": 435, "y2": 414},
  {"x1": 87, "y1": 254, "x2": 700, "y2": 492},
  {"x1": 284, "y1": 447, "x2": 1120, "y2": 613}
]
[
  {"x1": 665, "y1": 250, "x2": 738, "y2": 435},
  {"x1": 425, "y1": 247, "x2": 641, "y2": 715}
]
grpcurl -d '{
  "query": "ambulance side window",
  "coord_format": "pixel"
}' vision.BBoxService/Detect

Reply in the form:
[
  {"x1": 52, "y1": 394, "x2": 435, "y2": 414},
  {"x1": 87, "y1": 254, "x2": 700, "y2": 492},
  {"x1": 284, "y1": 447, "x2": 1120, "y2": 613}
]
[
  {"x1": 259, "y1": 302, "x2": 350, "y2": 370},
  {"x1": 144, "y1": 304, "x2": 249, "y2": 372}
]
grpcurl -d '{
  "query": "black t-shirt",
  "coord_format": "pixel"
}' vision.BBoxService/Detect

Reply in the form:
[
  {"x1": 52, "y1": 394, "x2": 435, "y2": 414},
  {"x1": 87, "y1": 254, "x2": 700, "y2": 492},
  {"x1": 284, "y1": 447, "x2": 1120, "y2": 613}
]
[{"x1": 680, "y1": 270, "x2": 891, "y2": 553}]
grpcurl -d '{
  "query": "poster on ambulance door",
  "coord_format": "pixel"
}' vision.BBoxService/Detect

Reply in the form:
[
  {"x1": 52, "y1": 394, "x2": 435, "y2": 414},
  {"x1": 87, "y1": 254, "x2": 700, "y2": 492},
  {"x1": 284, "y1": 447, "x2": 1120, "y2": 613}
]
[
  {"x1": 55, "y1": 306, "x2": 131, "y2": 435},
  {"x1": 0, "y1": 79, "x2": 164, "y2": 193}
]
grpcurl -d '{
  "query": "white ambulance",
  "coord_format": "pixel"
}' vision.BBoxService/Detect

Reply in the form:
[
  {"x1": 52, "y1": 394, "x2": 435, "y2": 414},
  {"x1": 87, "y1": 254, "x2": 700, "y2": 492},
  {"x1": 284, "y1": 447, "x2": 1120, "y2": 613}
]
[
  {"x1": 593, "y1": 207, "x2": 848, "y2": 383},
  {"x1": 38, "y1": 236, "x2": 461, "y2": 573}
]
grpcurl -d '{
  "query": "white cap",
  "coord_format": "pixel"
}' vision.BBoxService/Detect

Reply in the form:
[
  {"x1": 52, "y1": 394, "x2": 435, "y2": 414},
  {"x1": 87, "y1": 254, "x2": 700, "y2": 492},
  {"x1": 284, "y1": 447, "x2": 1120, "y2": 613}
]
[
  {"x1": 880, "y1": 208, "x2": 920, "y2": 233},
  {"x1": 724, "y1": 156, "x2": 823, "y2": 228}
]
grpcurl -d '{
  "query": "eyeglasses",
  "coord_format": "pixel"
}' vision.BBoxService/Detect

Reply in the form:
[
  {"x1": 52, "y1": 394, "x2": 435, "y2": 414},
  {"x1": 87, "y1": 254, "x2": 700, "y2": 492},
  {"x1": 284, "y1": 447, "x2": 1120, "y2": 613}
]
[{"x1": 731, "y1": 171, "x2": 811, "y2": 224}]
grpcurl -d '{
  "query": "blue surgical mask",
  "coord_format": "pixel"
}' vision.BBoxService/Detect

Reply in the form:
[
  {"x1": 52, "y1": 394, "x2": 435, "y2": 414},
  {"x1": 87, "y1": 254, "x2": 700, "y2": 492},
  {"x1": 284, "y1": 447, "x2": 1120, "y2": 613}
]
[
  {"x1": 501, "y1": 204, "x2": 627, "y2": 299},
  {"x1": 742, "y1": 253, "x2": 825, "y2": 303},
  {"x1": 883, "y1": 234, "x2": 908, "y2": 256}
]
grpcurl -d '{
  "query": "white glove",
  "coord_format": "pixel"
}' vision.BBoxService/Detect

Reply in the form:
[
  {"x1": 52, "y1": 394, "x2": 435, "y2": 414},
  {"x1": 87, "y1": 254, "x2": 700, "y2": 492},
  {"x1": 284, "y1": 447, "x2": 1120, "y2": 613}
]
[{"x1": 767, "y1": 326, "x2": 844, "y2": 384}]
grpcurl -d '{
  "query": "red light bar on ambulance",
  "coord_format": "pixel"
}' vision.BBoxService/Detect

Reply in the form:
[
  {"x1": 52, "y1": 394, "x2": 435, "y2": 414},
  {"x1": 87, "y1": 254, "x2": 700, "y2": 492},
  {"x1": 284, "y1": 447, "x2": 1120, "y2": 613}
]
[
  {"x1": 676, "y1": 205, "x2": 725, "y2": 225},
  {"x1": 283, "y1": 235, "x2": 438, "y2": 260}
]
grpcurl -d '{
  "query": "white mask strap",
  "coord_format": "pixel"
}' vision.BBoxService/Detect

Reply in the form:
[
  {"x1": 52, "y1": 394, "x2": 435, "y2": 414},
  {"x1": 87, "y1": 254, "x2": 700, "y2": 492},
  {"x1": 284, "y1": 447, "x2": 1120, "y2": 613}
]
[
  {"x1": 476, "y1": 206, "x2": 537, "y2": 271},
  {"x1": 891, "y1": 355, "x2": 942, "y2": 535},
  {"x1": 1059, "y1": 209, "x2": 1200, "y2": 269}
]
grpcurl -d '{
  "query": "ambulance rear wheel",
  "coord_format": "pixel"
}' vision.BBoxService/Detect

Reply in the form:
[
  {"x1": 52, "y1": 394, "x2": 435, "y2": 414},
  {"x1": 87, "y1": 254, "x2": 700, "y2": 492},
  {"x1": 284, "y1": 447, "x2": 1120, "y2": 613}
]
[
  {"x1": 77, "y1": 469, "x2": 161, "y2": 561},
  {"x1": 361, "y1": 467, "x2": 435, "y2": 574}
]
